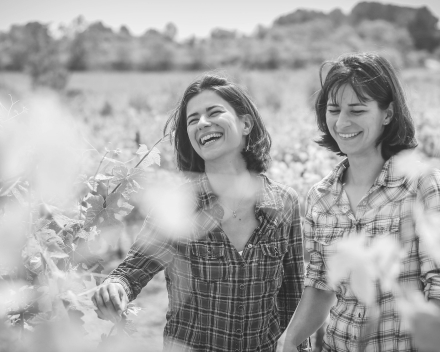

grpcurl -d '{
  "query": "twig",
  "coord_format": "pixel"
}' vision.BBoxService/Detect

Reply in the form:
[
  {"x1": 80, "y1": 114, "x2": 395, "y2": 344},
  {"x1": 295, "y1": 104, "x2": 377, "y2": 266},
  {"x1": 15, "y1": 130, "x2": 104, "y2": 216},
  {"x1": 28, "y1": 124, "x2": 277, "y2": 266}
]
[
  {"x1": 92, "y1": 151, "x2": 109, "y2": 190},
  {"x1": 108, "y1": 133, "x2": 170, "y2": 197}
]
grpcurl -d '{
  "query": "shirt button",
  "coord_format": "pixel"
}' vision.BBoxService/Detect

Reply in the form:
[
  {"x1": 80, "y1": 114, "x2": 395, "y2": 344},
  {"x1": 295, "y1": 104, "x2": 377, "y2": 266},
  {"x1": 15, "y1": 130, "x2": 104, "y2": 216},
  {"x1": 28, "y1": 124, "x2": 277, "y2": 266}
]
[
  {"x1": 241, "y1": 263, "x2": 245, "y2": 268},
  {"x1": 247, "y1": 244, "x2": 253, "y2": 249},
  {"x1": 239, "y1": 284, "x2": 245, "y2": 289},
  {"x1": 342, "y1": 205, "x2": 349, "y2": 213},
  {"x1": 236, "y1": 328, "x2": 242, "y2": 334},
  {"x1": 239, "y1": 305, "x2": 244, "y2": 310}
]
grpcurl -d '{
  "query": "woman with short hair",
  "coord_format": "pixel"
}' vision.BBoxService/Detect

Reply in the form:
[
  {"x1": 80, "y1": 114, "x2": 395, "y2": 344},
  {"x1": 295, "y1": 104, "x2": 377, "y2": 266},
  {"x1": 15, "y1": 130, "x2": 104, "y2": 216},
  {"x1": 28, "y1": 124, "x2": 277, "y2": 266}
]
[
  {"x1": 93, "y1": 73, "x2": 308, "y2": 352},
  {"x1": 283, "y1": 52, "x2": 440, "y2": 352}
]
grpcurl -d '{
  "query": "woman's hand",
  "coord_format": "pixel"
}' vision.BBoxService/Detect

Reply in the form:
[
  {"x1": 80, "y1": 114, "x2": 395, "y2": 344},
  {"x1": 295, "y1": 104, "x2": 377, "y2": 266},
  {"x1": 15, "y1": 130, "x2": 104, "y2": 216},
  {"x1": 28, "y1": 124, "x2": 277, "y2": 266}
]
[{"x1": 92, "y1": 282, "x2": 128, "y2": 322}]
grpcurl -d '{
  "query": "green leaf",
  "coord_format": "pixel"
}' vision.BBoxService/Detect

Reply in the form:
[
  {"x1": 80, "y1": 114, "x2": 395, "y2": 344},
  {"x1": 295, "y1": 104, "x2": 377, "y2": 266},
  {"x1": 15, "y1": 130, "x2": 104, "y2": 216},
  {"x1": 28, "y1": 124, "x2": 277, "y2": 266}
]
[
  {"x1": 136, "y1": 144, "x2": 149, "y2": 155},
  {"x1": 111, "y1": 165, "x2": 129, "y2": 184},
  {"x1": 22, "y1": 237, "x2": 43, "y2": 260},
  {"x1": 84, "y1": 193, "x2": 133, "y2": 230},
  {"x1": 36, "y1": 228, "x2": 64, "y2": 252},
  {"x1": 95, "y1": 174, "x2": 114, "y2": 182},
  {"x1": 76, "y1": 226, "x2": 99, "y2": 242},
  {"x1": 118, "y1": 167, "x2": 148, "y2": 200},
  {"x1": 139, "y1": 147, "x2": 161, "y2": 168}
]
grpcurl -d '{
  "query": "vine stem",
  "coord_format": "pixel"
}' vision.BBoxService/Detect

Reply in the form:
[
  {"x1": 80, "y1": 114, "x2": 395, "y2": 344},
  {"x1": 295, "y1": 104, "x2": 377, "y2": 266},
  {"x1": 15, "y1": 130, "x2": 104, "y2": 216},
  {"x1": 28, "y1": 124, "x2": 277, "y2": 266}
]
[
  {"x1": 92, "y1": 151, "x2": 109, "y2": 189},
  {"x1": 106, "y1": 133, "x2": 170, "y2": 198}
]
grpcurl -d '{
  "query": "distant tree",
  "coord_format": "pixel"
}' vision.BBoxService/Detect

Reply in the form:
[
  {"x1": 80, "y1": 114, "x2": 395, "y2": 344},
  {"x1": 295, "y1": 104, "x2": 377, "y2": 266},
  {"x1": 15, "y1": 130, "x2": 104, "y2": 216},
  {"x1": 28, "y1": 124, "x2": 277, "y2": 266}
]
[
  {"x1": 140, "y1": 30, "x2": 176, "y2": 70},
  {"x1": 4, "y1": 22, "x2": 68, "y2": 89},
  {"x1": 357, "y1": 20, "x2": 413, "y2": 52},
  {"x1": 210, "y1": 28, "x2": 237, "y2": 40},
  {"x1": 67, "y1": 32, "x2": 88, "y2": 70},
  {"x1": 119, "y1": 25, "x2": 131, "y2": 37},
  {"x1": 163, "y1": 22, "x2": 177, "y2": 41},
  {"x1": 408, "y1": 7, "x2": 440, "y2": 52},
  {"x1": 350, "y1": 2, "x2": 416, "y2": 27},
  {"x1": 328, "y1": 9, "x2": 347, "y2": 25},
  {"x1": 274, "y1": 9, "x2": 326, "y2": 26}
]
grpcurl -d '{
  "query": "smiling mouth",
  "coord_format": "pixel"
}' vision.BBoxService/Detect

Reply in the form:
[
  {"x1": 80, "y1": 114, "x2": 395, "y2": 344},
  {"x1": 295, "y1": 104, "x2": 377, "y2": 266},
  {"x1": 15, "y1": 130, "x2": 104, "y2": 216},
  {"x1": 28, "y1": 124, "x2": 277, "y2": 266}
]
[
  {"x1": 338, "y1": 132, "x2": 362, "y2": 139},
  {"x1": 200, "y1": 133, "x2": 223, "y2": 146}
]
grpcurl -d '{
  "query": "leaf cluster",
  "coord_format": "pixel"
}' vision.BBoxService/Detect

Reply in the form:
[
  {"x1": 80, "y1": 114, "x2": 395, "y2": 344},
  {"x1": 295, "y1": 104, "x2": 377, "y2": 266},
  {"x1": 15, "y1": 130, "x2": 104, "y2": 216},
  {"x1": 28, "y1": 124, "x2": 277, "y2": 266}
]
[{"x1": 0, "y1": 133, "x2": 165, "y2": 345}]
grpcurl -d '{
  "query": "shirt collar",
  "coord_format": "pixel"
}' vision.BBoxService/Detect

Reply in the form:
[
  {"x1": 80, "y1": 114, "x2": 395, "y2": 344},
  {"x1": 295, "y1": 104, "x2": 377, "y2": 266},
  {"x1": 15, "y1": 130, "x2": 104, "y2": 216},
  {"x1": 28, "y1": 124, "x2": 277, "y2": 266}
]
[
  {"x1": 195, "y1": 173, "x2": 283, "y2": 226},
  {"x1": 374, "y1": 155, "x2": 406, "y2": 188},
  {"x1": 317, "y1": 154, "x2": 406, "y2": 195}
]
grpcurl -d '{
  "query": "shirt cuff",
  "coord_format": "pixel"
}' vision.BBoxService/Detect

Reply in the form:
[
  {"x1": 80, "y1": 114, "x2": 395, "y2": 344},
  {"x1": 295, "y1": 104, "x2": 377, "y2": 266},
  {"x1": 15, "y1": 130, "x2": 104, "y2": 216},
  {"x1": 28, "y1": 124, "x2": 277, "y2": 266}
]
[
  {"x1": 103, "y1": 275, "x2": 134, "y2": 302},
  {"x1": 304, "y1": 277, "x2": 334, "y2": 292},
  {"x1": 424, "y1": 273, "x2": 440, "y2": 300}
]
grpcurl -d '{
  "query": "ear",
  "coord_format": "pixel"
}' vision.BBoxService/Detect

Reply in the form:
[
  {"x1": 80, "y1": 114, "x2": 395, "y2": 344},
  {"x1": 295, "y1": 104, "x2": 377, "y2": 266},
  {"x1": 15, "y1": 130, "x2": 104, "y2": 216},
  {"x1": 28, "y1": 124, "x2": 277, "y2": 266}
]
[
  {"x1": 241, "y1": 114, "x2": 254, "y2": 135},
  {"x1": 383, "y1": 102, "x2": 394, "y2": 126}
]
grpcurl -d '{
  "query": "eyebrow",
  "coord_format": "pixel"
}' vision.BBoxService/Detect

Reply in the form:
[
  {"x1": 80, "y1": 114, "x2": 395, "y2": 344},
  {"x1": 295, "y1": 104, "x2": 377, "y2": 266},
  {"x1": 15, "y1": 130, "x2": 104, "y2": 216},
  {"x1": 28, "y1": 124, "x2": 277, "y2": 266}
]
[
  {"x1": 327, "y1": 102, "x2": 367, "y2": 107},
  {"x1": 187, "y1": 104, "x2": 224, "y2": 120}
]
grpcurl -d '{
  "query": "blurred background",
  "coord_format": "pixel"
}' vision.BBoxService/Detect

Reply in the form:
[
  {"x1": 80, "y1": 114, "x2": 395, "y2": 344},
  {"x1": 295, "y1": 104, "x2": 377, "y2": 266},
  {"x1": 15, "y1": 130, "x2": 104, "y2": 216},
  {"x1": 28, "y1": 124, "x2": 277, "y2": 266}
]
[{"x1": 0, "y1": 0, "x2": 440, "y2": 351}]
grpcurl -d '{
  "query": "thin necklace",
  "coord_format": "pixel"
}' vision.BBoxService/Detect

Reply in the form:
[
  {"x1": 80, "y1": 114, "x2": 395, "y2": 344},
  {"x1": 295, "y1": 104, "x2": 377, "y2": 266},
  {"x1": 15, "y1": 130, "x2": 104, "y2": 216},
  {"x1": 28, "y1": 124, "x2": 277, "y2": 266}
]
[{"x1": 218, "y1": 181, "x2": 250, "y2": 220}]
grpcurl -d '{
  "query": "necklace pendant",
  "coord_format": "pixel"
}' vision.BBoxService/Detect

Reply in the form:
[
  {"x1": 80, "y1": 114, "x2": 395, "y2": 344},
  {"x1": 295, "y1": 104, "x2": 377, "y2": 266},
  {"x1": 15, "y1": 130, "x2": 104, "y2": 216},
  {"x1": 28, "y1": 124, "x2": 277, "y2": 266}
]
[{"x1": 232, "y1": 211, "x2": 237, "y2": 218}]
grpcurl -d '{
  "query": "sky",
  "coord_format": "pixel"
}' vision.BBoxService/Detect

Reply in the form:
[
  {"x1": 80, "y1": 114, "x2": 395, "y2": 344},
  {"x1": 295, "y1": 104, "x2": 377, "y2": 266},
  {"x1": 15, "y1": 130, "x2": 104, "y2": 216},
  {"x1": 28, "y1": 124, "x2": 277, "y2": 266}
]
[{"x1": 1, "y1": 0, "x2": 439, "y2": 39}]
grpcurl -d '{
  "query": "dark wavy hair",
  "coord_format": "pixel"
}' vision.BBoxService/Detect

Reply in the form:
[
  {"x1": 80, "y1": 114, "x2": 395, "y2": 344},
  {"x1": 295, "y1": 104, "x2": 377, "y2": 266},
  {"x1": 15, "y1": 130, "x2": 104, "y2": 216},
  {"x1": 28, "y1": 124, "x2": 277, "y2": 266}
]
[
  {"x1": 315, "y1": 52, "x2": 417, "y2": 160},
  {"x1": 164, "y1": 73, "x2": 272, "y2": 173}
]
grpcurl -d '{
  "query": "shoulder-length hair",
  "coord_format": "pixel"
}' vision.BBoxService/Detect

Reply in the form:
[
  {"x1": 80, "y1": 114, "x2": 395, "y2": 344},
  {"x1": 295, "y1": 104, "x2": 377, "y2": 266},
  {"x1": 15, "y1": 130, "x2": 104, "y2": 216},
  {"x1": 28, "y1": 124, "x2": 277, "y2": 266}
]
[
  {"x1": 315, "y1": 52, "x2": 417, "y2": 160},
  {"x1": 163, "y1": 73, "x2": 272, "y2": 173}
]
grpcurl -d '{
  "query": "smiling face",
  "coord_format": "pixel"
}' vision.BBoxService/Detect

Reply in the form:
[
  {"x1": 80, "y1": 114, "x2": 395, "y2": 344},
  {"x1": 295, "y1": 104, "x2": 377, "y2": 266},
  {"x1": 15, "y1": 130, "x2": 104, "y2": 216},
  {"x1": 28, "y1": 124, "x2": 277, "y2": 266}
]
[
  {"x1": 326, "y1": 84, "x2": 392, "y2": 160},
  {"x1": 186, "y1": 90, "x2": 251, "y2": 169}
]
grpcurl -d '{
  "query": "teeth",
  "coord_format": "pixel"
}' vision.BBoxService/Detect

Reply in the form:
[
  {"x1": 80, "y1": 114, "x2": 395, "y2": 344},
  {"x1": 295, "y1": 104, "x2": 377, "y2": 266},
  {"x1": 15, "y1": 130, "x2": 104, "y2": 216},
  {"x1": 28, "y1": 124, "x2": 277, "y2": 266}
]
[
  {"x1": 339, "y1": 132, "x2": 360, "y2": 139},
  {"x1": 200, "y1": 133, "x2": 222, "y2": 145}
]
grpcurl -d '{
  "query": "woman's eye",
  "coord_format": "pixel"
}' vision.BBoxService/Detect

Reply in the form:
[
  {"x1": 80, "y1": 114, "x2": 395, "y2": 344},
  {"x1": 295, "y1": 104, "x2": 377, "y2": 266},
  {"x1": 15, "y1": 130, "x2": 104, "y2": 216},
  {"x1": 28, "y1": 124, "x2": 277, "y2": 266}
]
[
  {"x1": 352, "y1": 110, "x2": 365, "y2": 114},
  {"x1": 210, "y1": 111, "x2": 221, "y2": 116},
  {"x1": 187, "y1": 119, "x2": 197, "y2": 125},
  {"x1": 327, "y1": 110, "x2": 340, "y2": 114}
]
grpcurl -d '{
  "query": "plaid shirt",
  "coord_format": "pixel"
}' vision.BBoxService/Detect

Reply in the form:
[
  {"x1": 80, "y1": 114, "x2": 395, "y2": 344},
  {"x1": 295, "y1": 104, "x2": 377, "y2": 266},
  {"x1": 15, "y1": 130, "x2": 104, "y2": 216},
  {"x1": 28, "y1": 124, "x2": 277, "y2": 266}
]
[
  {"x1": 107, "y1": 173, "x2": 307, "y2": 352},
  {"x1": 304, "y1": 155, "x2": 440, "y2": 352}
]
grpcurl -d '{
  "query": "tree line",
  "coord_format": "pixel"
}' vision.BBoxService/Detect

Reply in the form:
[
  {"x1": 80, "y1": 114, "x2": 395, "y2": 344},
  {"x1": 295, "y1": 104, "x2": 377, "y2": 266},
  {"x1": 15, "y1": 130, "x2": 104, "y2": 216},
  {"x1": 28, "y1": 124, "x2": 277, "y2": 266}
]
[{"x1": 0, "y1": 1, "x2": 439, "y2": 89}]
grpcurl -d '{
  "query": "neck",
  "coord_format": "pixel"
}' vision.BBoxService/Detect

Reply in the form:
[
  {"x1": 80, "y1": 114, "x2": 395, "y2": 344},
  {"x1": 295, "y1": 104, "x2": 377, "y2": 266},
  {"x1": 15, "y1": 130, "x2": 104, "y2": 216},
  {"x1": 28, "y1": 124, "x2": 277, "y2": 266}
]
[
  {"x1": 345, "y1": 153, "x2": 385, "y2": 187},
  {"x1": 205, "y1": 167, "x2": 253, "y2": 200}
]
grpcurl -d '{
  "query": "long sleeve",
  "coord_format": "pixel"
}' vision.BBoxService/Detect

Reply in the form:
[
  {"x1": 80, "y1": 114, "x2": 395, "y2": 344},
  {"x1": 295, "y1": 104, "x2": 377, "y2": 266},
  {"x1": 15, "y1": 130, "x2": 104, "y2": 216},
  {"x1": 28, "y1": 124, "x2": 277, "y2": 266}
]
[{"x1": 105, "y1": 212, "x2": 176, "y2": 301}]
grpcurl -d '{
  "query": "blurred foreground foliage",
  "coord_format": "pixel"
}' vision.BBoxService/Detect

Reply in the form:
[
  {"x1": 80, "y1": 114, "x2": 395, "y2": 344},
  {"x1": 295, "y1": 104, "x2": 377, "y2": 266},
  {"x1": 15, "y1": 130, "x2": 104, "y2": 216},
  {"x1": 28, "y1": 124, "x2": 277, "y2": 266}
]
[{"x1": 0, "y1": 96, "x2": 173, "y2": 350}]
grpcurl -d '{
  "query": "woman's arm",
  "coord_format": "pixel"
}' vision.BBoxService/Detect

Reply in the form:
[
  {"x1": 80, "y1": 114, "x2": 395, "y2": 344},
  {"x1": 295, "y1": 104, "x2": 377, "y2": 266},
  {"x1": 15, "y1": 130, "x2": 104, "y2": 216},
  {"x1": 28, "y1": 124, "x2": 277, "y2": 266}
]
[
  {"x1": 283, "y1": 287, "x2": 336, "y2": 352},
  {"x1": 277, "y1": 189, "x2": 305, "y2": 332},
  {"x1": 92, "y1": 213, "x2": 176, "y2": 320}
]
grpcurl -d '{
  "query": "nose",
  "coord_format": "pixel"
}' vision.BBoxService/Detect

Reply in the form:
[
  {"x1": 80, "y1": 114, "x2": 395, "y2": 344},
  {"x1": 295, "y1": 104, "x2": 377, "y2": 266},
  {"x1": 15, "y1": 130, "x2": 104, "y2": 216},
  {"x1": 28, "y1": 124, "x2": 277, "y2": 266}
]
[
  {"x1": 197, "y1": 114, "x2": 211, "y2": 129},
  {"x1": 335, "y1": 110, "x2": 351, "y2": 129}
]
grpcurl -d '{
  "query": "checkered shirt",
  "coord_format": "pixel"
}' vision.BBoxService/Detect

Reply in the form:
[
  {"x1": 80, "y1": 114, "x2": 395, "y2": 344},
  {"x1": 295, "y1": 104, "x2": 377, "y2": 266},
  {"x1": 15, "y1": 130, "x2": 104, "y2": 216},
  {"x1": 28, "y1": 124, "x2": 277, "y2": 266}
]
[
  {"x1": 107, "y1": 173, "x2": 308, "y2": 352},
  {"x1": 304, "y1": 155, "x2": 440, "y2": 352}
]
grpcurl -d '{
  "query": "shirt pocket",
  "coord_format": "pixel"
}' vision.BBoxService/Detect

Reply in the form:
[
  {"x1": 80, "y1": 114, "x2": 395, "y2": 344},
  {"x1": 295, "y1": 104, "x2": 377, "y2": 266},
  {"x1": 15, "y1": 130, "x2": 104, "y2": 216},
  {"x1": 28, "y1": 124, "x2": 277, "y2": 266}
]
[
  {"x1": 258, "y1": 238, "x2": 288, "y2": 280},
  {"x1": 313, "y1": 226, "x2": 345, "y2": 245},
  {"x1": 189, "y1": 241, "x2": 229, "y2": 281},
  {"x1": 364, "y1": 217, "x2": 400, "y2": 238},
  {"x1": 311, "y1": 227, "x2": 345, "y2": 267}
]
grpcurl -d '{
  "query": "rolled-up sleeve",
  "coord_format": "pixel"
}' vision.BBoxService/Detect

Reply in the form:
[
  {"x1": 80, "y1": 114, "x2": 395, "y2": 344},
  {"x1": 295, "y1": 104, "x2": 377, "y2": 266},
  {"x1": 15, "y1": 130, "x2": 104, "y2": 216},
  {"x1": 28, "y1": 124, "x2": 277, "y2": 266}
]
[
  {"x1": 303, "y1": 190, "x2": 333, "y2": 292},
  {"x1": 418, "y1": 169, "x2": 440, "y2": 301}
]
